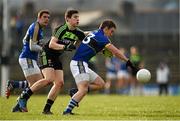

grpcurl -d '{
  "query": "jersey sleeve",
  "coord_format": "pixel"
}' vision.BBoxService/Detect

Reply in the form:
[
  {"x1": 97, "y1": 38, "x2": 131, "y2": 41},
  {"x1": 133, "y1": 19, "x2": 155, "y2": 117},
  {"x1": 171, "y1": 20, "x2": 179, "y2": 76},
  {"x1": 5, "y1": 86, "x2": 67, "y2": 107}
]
[
  {"x1": 28, "y1": 23, "x2": 43, "y2": 52},
  {"x1": 29, "y1": 23, "x2": 40, "y2": 43},
  {"x1": 104, "y1": 38, "x2": 111, "y2": 48},
  {"x1": 53, "y1": 25, "x2": 66, "y2": 39}
]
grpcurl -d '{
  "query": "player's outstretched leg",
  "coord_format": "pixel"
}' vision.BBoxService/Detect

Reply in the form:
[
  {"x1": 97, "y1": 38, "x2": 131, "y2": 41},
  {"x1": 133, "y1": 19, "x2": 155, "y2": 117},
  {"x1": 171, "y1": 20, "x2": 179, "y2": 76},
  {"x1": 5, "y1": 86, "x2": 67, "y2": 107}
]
[{"x1": 6, "y1": 80, "x2": 29, "y2": 99}]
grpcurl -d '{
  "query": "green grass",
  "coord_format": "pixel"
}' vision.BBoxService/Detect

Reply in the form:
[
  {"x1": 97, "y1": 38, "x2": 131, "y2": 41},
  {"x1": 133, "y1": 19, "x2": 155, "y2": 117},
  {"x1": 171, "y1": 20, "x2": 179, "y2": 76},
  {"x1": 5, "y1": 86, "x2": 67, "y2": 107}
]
[{"x1": 0, "y1": 95, "x2": 180, "y2": 120}]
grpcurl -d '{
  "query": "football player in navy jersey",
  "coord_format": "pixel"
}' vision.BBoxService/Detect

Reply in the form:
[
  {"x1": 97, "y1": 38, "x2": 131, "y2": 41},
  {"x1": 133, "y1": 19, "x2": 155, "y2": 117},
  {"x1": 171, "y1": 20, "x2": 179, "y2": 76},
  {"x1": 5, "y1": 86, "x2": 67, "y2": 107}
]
[
  {"x1": 63, "y1": 19, "x2": 137, "y2": 115},
  {"x1": 9, "y1": 10, "x2": 50, "y2": 111}
]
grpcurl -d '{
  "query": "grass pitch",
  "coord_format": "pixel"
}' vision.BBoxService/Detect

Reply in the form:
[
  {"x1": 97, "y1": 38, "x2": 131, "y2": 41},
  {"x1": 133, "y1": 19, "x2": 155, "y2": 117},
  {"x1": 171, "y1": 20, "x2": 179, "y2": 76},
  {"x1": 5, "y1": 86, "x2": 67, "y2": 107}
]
[{"x1": 0, "y1": 95, "x2": 180, "y2": 120}]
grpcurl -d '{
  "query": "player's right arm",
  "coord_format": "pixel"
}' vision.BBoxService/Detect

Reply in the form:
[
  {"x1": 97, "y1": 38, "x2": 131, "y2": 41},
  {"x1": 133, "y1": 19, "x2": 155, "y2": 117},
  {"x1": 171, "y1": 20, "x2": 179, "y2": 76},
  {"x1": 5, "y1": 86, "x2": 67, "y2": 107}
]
[
  {"x1": 49, "y1": 25, "x2": 76, "y2": 51},
  {"x1": 49, "y1": 36, "x2": 76, "y2": 51},
  {"x1": 49, "y1": 36, "x2": 65, "y2": 50},
  {"x1": 49, "y1": 25, "x2": 66, "y2": 50}
]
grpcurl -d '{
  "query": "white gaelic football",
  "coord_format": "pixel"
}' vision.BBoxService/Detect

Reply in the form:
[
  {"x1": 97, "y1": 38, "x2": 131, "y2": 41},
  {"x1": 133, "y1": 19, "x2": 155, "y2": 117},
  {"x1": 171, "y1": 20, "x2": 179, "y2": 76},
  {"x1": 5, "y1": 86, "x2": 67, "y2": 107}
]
[{"x1": 136, "y1": 69, "x2": 151, "y2": 82}]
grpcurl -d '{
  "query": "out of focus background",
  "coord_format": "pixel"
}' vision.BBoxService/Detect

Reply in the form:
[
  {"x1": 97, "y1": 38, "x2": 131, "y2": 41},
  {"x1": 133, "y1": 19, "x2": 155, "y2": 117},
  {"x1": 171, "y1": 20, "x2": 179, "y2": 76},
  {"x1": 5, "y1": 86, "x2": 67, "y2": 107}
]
[{"x1": 0, "y1": 0, "x2": 179, "y2": 96}]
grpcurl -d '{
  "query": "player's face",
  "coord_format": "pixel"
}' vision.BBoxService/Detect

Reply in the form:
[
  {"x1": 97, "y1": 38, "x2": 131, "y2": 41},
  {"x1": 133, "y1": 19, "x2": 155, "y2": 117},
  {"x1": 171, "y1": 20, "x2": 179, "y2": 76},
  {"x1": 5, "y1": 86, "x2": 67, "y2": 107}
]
[
  {"x1": 67, "y1": 14, "x2": 79, "y2": 27},
  {"x1": 130, "y1": 47, "x2": 137, "y2": 54},
  {"x1": 38, "y1": 13, "x2": 50, "y2": 27},
  {"x1": 104, "y1": 27, "x2": 116, "y2": 37}
]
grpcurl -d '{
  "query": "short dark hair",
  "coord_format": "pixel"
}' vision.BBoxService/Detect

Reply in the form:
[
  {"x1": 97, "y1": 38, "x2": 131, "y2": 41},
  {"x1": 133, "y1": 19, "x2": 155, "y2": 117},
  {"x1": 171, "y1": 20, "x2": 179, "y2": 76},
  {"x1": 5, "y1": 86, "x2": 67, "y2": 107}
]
[
  {"x1": 65, "y1": 9, "x2": 79, "y2": 19},
  {"x1": 38, "y1": 9, "x2": 50, "y2": 18},
  {"x1": 99, "y1": 19, "x2": 116, "y2": 29}
]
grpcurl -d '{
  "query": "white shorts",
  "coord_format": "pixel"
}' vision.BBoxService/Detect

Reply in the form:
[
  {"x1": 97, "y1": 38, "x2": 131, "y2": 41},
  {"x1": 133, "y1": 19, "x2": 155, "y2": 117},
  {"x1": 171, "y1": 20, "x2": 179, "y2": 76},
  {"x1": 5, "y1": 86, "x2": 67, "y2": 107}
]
[
  {"x1": 117, "y1": 70, "x2": 129, "y2": 79},
  {"x1": 19, "y1": 58, "x2": 41, "y2": 77},
  {"x1": 70, "y1": 60, "x2": 98, "y2": 84}
]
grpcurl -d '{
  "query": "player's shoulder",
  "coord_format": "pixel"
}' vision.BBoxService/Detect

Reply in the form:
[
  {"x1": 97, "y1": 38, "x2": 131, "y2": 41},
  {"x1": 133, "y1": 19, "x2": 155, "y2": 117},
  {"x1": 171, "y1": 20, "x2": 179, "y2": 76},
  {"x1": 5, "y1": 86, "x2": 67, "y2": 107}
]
[
  {"x1": 91, "y1": 29, "x2": 99, "y2": 34},
  {"x1": 29, "y1": 22, "x2": 41, "y2": 30},
  {"x1": 75, "y1": 27, "x2": 86, "y2": 39},
  {"x1": 75, "y1": 27, "x2": 85, "y2": 36},
  {"x1": 94, "y1": 29, "x2": 109, "y2": 41},
  {"x1": 93, "y1": 29, "x2": 105, "y2": 37},
  {"x1": 54, "y1": 23, "x2": 67, "y2": 33},
  {"x1": 28, "y1": 22, "x2": 36, "y2": 29},
  {"x1": 28, "y1": 22, "x2": 40, "y2": 33}
]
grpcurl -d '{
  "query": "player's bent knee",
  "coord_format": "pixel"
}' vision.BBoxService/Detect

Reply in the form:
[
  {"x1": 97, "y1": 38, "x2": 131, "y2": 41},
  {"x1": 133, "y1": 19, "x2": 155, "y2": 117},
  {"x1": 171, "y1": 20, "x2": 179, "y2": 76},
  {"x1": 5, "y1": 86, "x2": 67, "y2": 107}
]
[
  {"x1": 44, "y1": 79, "x2": 53, "y2": 85},
  {"x1": 55, "y1": 81, "x2": 64, "y2": 88}
]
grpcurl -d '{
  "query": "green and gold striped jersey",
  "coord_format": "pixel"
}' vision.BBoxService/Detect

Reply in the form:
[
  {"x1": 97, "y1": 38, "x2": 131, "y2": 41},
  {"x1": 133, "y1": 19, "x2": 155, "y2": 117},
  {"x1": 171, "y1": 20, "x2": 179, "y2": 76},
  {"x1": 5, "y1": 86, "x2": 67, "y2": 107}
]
[{"x1": 44, "y1": 23, "x2": 85, "y2": 55}]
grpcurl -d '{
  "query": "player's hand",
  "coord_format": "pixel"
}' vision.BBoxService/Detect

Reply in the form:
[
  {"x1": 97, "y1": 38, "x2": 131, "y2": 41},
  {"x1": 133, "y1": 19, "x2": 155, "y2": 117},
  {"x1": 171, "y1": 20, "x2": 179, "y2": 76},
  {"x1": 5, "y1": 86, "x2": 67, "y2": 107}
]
[
  {"x1": 39, "y1": 39, "x2": 47, "y2": 46},
  {"x1": 126, "y1": 60, "x2": 139, "y2": 74},
  {"x1": 64, "y1": 43, "x2": 76, "y2": 51},
  {"x1": 57, "y1": 39, "x2": 71, "y2": 45}
]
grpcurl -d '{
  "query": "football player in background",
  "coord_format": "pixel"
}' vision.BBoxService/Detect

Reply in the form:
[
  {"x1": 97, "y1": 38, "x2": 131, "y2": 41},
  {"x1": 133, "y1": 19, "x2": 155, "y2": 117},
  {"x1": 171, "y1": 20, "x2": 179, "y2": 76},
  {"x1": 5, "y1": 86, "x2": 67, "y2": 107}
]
[
  {"x1": 104, "y1": 56, "x2": 119, "y2": 94},
  {"x1": 8, "y1": 9, "x2": 50, "y2": 111},
  {"x1": 129, "y1": 46, "x2": 144, "y2": 95}
]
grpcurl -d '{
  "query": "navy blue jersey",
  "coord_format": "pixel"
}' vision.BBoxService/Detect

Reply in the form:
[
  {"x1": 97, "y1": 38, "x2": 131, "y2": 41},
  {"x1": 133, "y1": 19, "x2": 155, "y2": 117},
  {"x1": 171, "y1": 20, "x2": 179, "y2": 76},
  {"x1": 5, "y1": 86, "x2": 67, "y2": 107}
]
[
  {"x1": 19, "y1": 22, "x2": 43, "y2": 60},
  {"x1": 72, "y1": 29, "x2": 111, "y2": 62}
]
